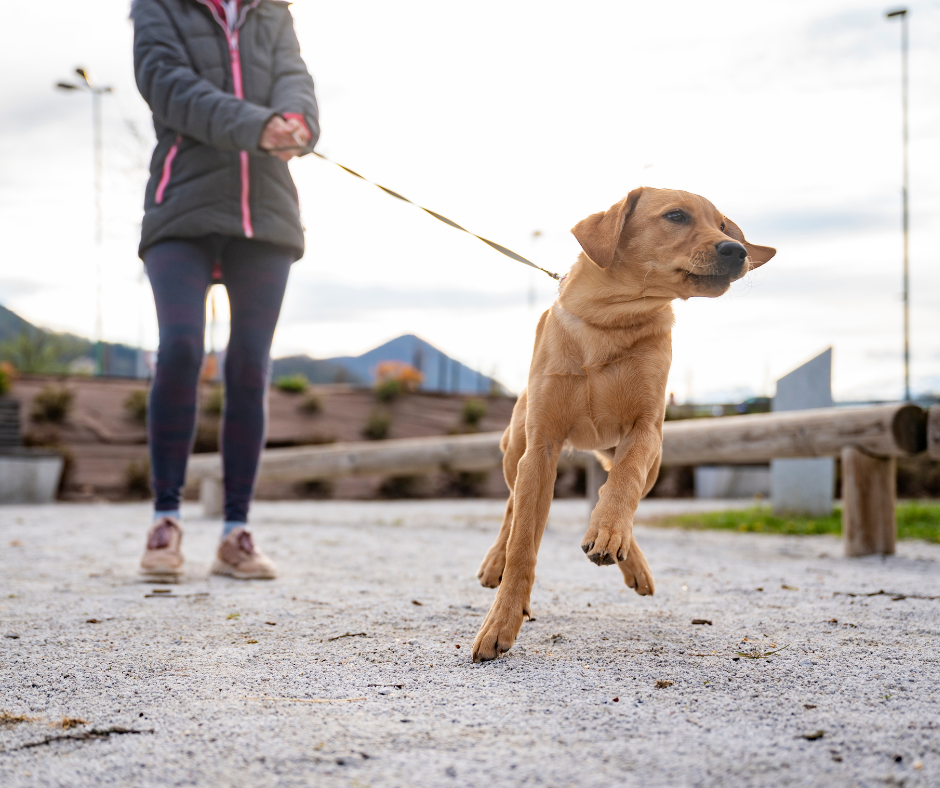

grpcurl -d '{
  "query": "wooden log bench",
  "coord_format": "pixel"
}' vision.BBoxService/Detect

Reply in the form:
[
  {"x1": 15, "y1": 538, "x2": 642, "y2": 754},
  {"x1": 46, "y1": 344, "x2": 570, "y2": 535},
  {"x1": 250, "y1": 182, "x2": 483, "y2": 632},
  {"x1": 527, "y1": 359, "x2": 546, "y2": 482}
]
[{"x1": 186, "y1": 403, "x2": 929, "y2": 558}]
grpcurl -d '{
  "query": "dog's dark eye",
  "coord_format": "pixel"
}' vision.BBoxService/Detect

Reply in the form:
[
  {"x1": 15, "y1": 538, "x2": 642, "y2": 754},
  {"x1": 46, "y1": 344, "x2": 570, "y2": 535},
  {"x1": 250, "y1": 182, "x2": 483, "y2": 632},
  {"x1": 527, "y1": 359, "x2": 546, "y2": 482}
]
[
  {"x1": 664, "y1": 211, "x2": 687, "y2": 224},
  {"x1": 720, "y1": 222, "x2": 726, "y2": 232}
]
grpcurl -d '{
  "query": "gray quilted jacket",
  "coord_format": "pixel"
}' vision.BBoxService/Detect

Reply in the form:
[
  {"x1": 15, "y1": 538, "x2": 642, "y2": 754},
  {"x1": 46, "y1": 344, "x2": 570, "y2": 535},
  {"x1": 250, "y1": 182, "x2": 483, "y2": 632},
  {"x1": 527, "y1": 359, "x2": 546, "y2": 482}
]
[{"x1": 132, "y1": 0, "x2": 319, "y2": 260}]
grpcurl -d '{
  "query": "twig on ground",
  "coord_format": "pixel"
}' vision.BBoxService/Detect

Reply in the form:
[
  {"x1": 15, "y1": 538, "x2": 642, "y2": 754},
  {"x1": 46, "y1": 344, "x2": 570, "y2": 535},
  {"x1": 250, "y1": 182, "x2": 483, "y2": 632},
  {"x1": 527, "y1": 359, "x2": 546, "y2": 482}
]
[
  {"x1": 687, "y1": 644, "x2": 791, "y2": 660},
  {"x1": 834, "y1": 590, "x2": 940, "y2": 601},
  {"x1": 736, "y1": 644, "x2": 791, "y2": 659},
  {"x1": 3, "y1": 727, "x2": 153, "y2": 752},
  {"x1": 243, "y1": 696, "x2": 366, "y2": 704},
  {"x1": 327, "y1": 632, "x2": 369, "y2": 641}
]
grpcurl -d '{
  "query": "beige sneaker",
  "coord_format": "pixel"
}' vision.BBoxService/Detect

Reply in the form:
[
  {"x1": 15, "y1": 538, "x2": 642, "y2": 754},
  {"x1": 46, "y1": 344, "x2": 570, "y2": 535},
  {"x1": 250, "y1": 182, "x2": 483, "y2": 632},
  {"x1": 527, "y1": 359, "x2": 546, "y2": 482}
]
[
  {"x1": 140, "y1": 516, "x2": 184, "y2": 579},
  {"x1": 211, "y1": 527, "x2": 276, "y2": 580}
]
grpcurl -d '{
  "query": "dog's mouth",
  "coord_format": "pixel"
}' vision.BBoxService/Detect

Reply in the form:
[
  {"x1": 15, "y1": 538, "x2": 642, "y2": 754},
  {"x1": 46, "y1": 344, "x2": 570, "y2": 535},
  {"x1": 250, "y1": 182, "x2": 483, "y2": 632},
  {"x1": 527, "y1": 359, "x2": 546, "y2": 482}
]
[
  {"x1": 681, "y1": 270, "x2": 733, "y2": 291},
  {"x1": 679, "y1": 250, "x2": 745, "y2": 293}
]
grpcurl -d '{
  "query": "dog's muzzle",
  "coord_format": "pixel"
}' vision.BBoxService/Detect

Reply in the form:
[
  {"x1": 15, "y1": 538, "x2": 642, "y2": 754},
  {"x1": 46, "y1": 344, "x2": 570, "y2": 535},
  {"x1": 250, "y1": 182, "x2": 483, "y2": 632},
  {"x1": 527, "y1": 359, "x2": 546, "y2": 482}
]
[{"x1": 714, "y1": 240, "x2": 748, "y2": 277}]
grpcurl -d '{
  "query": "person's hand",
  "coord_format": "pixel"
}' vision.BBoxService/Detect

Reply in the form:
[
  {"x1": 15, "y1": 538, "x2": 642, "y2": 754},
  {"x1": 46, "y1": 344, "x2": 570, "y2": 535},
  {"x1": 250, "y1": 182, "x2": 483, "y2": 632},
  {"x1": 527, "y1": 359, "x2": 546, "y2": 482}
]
[{"x1": 259, "y1": 116, "x2": 309, "y2": 162}]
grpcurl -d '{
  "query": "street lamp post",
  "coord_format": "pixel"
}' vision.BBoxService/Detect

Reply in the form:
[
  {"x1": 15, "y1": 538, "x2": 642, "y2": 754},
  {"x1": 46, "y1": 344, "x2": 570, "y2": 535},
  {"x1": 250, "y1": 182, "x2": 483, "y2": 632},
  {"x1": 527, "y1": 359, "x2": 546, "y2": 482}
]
[
  {"x1": 56, "y1": 68, "x2": 112, "y2": 375},
  {"x1": 885, "y1": 8, "x2": 910, "y2": 401}
]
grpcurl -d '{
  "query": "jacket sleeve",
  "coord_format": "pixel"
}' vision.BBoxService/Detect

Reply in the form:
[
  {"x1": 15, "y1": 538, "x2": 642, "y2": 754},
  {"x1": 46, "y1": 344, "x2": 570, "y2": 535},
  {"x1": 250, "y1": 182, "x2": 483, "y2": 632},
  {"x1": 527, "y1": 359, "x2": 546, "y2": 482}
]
[
  {"x1": 132, "y1": 0, "x2": 276, "y2": 151},
  {"x1": 268, "y1": 10, "x2": 320, "y2": 153}
]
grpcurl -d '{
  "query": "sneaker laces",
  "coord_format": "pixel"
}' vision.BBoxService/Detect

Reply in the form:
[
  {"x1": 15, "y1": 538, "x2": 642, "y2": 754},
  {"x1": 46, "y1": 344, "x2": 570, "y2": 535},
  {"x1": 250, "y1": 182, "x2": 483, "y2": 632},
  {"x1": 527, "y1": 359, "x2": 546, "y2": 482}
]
[{"x1": 147, "y1": 519, "x2": 177, "y2": 550}]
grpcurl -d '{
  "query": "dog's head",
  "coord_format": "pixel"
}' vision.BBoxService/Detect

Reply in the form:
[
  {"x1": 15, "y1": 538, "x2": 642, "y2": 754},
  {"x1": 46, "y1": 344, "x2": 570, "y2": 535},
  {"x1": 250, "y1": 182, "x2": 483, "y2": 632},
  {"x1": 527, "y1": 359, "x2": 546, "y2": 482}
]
[{"x1": 571, "y1": 187, "x2": 775, "y2": 299}]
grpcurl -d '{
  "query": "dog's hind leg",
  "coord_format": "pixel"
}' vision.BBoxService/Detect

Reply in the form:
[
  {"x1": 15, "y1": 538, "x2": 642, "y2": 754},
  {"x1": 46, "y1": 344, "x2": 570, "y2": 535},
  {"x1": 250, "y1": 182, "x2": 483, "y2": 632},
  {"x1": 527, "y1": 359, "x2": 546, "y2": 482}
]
[
  {"x1": 477, "y1": 393, "x2": 527, "y2": 588},
  {"x1": 618, "y1": 536, "x2": 655, "y2": 596},
  {"x1": 473, "y1": 423, "x2": 562, "y2": 662}
]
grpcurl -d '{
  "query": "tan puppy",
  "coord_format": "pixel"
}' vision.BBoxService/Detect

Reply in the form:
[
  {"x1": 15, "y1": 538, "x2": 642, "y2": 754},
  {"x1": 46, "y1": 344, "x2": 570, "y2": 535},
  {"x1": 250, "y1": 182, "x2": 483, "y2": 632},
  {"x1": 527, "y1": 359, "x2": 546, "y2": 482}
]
[{"x1": 472, "y1": 187, "x2": 775, "y2": 662}]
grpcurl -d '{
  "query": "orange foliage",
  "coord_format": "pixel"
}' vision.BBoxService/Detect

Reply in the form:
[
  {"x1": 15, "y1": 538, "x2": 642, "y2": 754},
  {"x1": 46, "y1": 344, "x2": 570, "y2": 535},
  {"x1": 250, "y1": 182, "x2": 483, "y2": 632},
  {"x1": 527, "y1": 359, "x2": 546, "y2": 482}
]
[{"x1": 374, "y1": 361, "x2": 424, "y2": 392}]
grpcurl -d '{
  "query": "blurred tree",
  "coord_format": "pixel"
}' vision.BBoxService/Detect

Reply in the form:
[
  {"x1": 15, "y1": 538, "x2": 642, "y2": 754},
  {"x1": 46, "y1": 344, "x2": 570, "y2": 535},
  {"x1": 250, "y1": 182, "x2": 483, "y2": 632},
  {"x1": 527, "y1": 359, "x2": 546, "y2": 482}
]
[{"x1": 0, "y1": 331, "x2": 71, "y2": 374}]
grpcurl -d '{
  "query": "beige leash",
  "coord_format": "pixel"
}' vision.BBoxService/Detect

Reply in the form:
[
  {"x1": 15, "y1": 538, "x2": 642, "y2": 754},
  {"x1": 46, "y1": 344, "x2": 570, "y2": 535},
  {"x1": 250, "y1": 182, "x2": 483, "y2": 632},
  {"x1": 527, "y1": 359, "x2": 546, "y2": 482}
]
[{"x1": 275, "y1": 137, "x2": 561, "y2": 280}]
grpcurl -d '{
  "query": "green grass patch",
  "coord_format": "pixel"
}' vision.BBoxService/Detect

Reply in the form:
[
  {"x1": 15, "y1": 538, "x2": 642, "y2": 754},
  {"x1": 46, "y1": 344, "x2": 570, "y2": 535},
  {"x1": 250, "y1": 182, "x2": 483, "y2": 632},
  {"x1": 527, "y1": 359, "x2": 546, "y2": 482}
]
[{"x1": 653, "y1": 502, "x2": 940, "y2": 543}]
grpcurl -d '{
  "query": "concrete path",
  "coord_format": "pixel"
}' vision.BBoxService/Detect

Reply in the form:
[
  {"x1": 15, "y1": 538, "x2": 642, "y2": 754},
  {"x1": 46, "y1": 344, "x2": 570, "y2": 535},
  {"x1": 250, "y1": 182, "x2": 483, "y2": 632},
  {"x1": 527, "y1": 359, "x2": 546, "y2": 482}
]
[{"x1": 1, "y1": 499, "x2": 939, "y2": 787}]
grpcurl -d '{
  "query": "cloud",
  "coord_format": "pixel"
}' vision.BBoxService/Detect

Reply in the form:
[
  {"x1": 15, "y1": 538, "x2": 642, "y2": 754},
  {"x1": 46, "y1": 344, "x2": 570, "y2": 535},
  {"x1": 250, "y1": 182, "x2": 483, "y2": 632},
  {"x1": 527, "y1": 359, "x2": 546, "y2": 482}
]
[
  {"x1": 280, "y1": 281, "x2": 527, "y2": 323},
  {"x1": 743, "y1": 209, "x2": 894, "y2": 238},
  {"x1": 804, "y1": 8, "x2": 896, "y2": 60},
  {"x1": 0, "y1": 281, "x2": 48, "y2": 302}
]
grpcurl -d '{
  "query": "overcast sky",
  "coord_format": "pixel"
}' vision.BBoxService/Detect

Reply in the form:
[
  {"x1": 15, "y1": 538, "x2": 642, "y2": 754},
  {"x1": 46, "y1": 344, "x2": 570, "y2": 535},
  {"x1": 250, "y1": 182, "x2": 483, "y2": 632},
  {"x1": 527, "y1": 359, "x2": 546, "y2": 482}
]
[{"x1": 1, "y1": 0, "x2": 939, "y2": 400}]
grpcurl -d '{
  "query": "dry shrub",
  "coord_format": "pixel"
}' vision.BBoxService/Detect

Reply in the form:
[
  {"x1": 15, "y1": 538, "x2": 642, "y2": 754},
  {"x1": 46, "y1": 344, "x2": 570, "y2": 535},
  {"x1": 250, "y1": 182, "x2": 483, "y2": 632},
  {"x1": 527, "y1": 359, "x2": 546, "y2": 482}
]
[
  {"x1": 192, "y1": 420, "x2": 219, "y2": 453},
  {"x1": 362, "y1": 408, "x2": 391, "y2": 440},
  {"x1": 124, "y1": 390, "x2": 148, "y2": 424},
  {"x1": 275, "y1": 374, "x2": 308, "y2": 394},
  {"x1": 31, "y1": 385, "x2": 73, "y2": 423},
  {"x1": 202, "y1": 386, "x2": 224, "y2": 416},
  {"x1": 296, "y1": 479, "x2": 334, "y2": 499},
  {"x1": 442, "y1": 470, "x2": 489, "y2": 498},
  {"x1": 125, "y1": 458, "x2": 151, "y2": 498},
  {"x1": 378, "y1": 474, "x2": 429, "y2": 499},
  {"x1": 299, "y1": 392, "x2": 322, "y2": 415},
  {"x1": 460, "y1": 398, "x2": 487, "y2": 428}
]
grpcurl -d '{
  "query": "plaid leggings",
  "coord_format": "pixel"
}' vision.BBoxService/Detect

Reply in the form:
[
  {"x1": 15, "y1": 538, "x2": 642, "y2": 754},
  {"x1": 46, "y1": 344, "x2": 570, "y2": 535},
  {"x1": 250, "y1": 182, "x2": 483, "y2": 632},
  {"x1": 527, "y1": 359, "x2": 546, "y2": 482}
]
[{"x1": 144, "y1": 235, "x2": 292, "y2": 523}]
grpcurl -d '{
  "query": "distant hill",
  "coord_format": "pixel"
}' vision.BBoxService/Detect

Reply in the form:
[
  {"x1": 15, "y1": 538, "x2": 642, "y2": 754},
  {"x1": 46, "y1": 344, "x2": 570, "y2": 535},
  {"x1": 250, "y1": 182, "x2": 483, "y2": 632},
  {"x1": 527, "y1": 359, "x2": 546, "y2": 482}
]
[
  {"x1": 1, "y1": 305, "x2": 501, "y2": 391},
  {"x1": 273, "y1": 334, "x2": 499, "y2": 394},
  {"x1": 0, "y1": 304, "x2": 33, "y2": 339},
  {"x1": 0, "y1": 304, "x2": 141, "y2": 377}
]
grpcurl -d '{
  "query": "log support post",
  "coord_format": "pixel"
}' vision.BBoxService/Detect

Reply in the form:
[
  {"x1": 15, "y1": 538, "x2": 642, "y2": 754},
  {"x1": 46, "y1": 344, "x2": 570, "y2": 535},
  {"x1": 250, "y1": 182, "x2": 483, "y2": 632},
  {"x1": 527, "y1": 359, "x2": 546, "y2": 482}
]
[
  {"x1": 841, "y1": 446, "x2": 896, "y2": 557},
  {"x1": 200, "y1": 476, "x2": 223, "y2": 519},
  {"x1": 586, "y1": 454, "x2": 608, "y2": 523},
  {"x1": 928, "y1": 404, "x2": 940, "y2": 461}
]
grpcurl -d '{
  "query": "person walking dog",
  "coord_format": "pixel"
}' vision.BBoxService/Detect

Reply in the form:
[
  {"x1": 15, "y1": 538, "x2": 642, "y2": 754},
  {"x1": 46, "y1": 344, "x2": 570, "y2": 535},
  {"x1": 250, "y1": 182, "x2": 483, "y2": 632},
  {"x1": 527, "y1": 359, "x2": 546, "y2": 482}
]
[{"x1": 132, "y1": 0, "x2": 319, "y2": 580}]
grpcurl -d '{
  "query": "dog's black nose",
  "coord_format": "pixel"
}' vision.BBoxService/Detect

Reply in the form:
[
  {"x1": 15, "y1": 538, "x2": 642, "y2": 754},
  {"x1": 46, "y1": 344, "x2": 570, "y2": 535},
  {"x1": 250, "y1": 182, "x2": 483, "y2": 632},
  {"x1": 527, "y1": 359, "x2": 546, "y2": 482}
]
[{"x1": 715, "y1": 240, "x2": 747, "y2": 266}]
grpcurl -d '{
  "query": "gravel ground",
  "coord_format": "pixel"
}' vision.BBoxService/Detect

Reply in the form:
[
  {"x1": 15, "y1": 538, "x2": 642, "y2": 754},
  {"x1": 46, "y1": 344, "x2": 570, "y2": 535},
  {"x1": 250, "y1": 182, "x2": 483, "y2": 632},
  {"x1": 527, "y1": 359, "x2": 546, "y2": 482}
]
[{"x1": 1, "y1": 499, "x2": 939, "y2": 788}]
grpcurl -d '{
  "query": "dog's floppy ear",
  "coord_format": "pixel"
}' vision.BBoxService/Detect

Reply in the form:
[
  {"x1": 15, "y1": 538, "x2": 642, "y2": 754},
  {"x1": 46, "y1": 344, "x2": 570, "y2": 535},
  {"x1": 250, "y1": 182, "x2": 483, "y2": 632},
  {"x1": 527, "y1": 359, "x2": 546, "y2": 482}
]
[
  {"x1": 722, "y1": 217, "x2": 776, "y2": 269},
  {"x1": 571, "y1": 187, "x2": 644, "y2": 269}
]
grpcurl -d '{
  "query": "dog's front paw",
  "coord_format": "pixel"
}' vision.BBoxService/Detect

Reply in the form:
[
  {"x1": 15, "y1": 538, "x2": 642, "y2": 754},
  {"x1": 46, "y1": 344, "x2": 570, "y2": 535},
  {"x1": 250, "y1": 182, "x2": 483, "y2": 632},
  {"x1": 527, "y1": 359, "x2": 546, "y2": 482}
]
[
  {"x1": 581, "y1": 514, "x2": 630, "y2": 566},
  {"x1": 472, "y1": 593, "x2": 529, "y2": 662},
  {"x1": 476, "y1": 546, "x2": 505, "y2": 588},
  {"x1": 618, "y1": 539, "x2": 655, "y2": 596}
]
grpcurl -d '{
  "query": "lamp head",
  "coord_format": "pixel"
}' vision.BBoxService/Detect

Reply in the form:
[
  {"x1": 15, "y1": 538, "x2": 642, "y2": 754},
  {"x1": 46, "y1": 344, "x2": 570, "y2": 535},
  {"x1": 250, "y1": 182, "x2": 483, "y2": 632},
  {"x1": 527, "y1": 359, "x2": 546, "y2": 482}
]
[
  {"x1": 56, "y1": 82, "x2": 79, "y2": 91},
  {"x1": 75, "y1": 67, "x2": 91, "y2": 85},
  {"x1": 886, "y1": 7, "x2": 908, "y2": 18}
]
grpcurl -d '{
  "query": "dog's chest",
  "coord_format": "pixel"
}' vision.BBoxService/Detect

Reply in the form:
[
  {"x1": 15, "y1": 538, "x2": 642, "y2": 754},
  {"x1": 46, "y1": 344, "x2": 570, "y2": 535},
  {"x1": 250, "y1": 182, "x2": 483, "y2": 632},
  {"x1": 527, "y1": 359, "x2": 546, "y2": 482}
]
[{"x1": 566, "y1": 361, "x2": 641, "y2": 450}]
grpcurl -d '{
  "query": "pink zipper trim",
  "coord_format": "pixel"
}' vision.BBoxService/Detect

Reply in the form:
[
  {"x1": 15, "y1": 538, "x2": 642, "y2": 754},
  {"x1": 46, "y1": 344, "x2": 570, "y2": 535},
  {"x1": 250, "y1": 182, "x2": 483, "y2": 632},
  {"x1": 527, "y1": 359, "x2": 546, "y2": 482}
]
[
  {"x1": 239, "y1": 150, "x2": 253, "y2": 237},
  {"x1": 195, "y1": 0, "x2": 258, "y2": 238},
  {"x1": 155, "y1": 135, "x2": 182, "y2": 204},
  {"x1": 229, "y1": 30, "x2": 254, "y2": 237}
]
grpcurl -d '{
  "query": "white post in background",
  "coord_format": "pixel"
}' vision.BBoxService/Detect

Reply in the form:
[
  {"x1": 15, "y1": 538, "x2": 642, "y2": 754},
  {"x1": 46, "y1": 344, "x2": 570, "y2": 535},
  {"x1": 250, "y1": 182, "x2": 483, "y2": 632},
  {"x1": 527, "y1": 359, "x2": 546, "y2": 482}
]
[
  {"x1": 55, "y1": 69, "x2": 112, "y2": 375},
  {"x1": 771, "y1": 348, "x2": 834, "y2": 516}
]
